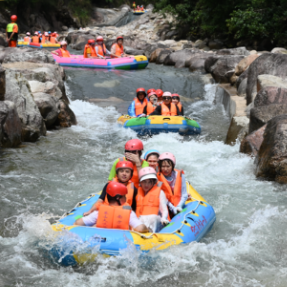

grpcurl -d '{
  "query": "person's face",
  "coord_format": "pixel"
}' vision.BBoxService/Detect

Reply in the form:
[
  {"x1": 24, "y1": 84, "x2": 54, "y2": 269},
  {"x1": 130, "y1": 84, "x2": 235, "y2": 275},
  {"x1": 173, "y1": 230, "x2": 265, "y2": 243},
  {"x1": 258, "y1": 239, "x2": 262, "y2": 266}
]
[
  {"x1": 117, "y1": 168, "x2": 132, "y2": 182},
  {"x1": 161, "y1": 160, "x2": 173, "y2": 176},
  {"x1": 138, "y1": 92, "x2": 145, "y2": 101},
  {"x1": 172, "y1": 97, "x2": 179, "y2": 104},
  {"x1": 150, "y1": 95, "x2": 157, "y2": 104},
  {"x1": 117, "y1": 39, "x2": 123, "y2": 45},
  {"x1": 163, "y1": 96, "x2": 172, "y2": 105},
  {"x1": 147, "y1": 155, "x2": 158, "y2": 169},
  {"x1": 97, "y1": 41, "x2": 103, "y2": 45},
  {"x1": 140, "y1": 179, "x2": 155, "y2": 193},
  {"x1": 62, "y1": 44, "x2": 67, "y2": 50}
]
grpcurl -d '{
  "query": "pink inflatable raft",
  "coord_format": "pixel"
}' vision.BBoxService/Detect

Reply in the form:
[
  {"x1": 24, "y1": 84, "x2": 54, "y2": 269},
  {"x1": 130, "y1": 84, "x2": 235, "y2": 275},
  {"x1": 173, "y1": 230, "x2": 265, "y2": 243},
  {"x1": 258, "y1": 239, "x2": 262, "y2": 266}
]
[{"x1": 52, "y1": 54, "x2": 148, "y2": 70}]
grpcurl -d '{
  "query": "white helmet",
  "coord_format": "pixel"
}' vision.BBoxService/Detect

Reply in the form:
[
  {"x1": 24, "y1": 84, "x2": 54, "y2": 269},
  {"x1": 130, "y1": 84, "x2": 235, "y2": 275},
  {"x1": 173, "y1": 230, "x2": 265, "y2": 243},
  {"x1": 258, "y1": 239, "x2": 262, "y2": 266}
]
[{"x1": 60, "y1": 41, "x2": 67, "y2": 46}]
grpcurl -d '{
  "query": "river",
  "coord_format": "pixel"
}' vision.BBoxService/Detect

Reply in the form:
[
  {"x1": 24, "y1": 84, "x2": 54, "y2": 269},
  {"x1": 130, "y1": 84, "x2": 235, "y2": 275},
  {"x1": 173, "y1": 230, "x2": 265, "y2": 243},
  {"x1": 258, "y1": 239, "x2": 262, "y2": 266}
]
[{"x1": 1, "y1": 62, "x2": 287, "y2": 287}]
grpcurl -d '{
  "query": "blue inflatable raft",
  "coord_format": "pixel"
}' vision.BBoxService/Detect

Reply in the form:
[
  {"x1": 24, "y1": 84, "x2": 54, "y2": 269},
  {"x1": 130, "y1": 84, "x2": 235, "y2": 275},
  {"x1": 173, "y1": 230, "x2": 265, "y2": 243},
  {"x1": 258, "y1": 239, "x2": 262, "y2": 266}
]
[{"x1": 50, "y1": 182, "x2": 216, "y2": 266}]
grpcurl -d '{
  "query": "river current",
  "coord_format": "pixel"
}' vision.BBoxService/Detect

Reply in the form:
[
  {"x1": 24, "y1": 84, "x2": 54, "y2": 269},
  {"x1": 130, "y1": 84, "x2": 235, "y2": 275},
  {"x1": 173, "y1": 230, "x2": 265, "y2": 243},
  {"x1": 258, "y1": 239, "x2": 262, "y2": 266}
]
[{"x1": 1, "y1": 63, "x2": 287, "y2": 287}]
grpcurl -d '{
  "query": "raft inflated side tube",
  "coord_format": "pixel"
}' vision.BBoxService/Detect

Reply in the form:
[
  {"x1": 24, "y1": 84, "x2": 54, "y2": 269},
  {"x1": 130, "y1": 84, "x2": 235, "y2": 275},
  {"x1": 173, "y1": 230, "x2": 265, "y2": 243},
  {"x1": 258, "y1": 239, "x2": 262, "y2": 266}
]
[{"x1": 17, "y1": 41, "x2": 60, "y2": 49}]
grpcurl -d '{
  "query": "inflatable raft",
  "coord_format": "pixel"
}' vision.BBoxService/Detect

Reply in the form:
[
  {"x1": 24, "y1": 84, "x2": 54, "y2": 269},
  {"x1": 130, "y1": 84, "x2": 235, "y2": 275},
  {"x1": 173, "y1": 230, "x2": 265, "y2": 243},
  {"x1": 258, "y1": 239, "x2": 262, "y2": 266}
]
[
  {"x1": 17, "y1": 41, "x2": 60, "y2": 49},
  {"x1": 133, "y1": 10, "x2": 146, "y2": 15},
  {"x1": 52, "y1": 55, "x2": 149, "y2": 70},
  {"x1": 50, "y1": 182, "x2": 216, "y2": 266},
  {"x1": 117, "y1": 115, "x2": 201, "y2": 135}
]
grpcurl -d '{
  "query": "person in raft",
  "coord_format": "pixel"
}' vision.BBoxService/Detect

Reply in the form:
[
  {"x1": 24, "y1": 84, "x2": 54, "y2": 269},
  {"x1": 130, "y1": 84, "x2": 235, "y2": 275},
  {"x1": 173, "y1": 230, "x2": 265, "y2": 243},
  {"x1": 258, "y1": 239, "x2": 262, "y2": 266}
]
[
  {"x1": 94, "y1": 36, "x2": 111, "y2": 59},
  {"x1": 74, "y1": 181, "x2": 149, "y2": 232},
  {"x1": 128, "y1": 88, "x2": 148, "y2": 117},
  {"x1": 51, "y1": 41, "x2": 71, "y2": 57},
  {"x1": 136, "y1": 167, "x2": 169, "y2": 232},
  {"x1": 172, "y1": 93, "x2": 184, "y2": 115},
  {"x1": 142, "y1": 91, "x2": 158, "y2": 115},
  {"x1": 49, "y1": 32, "x2": 58, "y2": 44},
  {"x1": 84, "y1": 160, "x2": 138, "y2": 215},
  {"x1": 143, "y1": 149, "x2": 160, "y2": 171},
  {"x1": 6, "y1": 15, "x2": 18, "y2": 47},
  {"x1": 31, "y1": 32, "x2": 39, "y2": 44},
  {"x1": 157, "y1": 152, "x2": 188, "y2": 217},
  {"x1": 108, "y1": 139, "x2": 149, "y2": 188},
  {"x1": 84, "y1": 39, "x2": 97, "y2": 58},
  {"x1": 149, "y1": 91, "x2": 180, "y2": 116},
  {"x1": 155, "y1": 89, "x2": 164, "y2": 105},
  {"x1": 111, "y1": 36, "x2": 129, "y2": 58},
  {"x1": 24, "y1": 32, "x2": 31, "y2": 43}
]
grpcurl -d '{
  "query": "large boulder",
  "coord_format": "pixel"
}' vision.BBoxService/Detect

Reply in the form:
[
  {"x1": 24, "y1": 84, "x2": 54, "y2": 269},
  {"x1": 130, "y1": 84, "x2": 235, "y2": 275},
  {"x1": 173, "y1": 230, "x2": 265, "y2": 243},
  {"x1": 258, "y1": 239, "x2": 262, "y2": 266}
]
[
  {"x1": 186, "y1": 53, "x2": 210, "y2": 73},
  {"x1": 225, "y1": 116, "x2": 249, "y2": 145},
  {"x1": 156, "y1": 49, "x2": 172, "y2": 64},
  {"x1": 0, "y1": 100, "x2": 22, "y2": 147},
  {"x1": 163, "y1": 49, "x2": 194, "y2": 68},
  {"x1": 56, "y1": 100, "x2": 77, "y2": 127},
  {"x1": 256, "y1": 115, "x2": 287, "y2": 183},
  {"x1": 240, "y1": 124, "x2": 266, "y2": 156},
  {"x1": 67, "y1": 31, "x2": 98, "y2": 50},
  {"x1": 0, "y1": 47, "x2": 33, "y2": 63},
  {"x1": 249, "y1": 104, "x2": 287, "y2": 133},
  {"x1": 5, "y1": 70, "x2": 46, "y2": 142},
  {"x1": 254, "y1": 87, "x2": 287, "y2": 107},
  {"x1": 234, "y1": 54, "x2": 259, "y2": 76},
  {"x1": 257, "y1": 74, "x2": 287, "y2": 91},
  {"x1": 124, "y1": 46, "x2": 144, "y2": 55},
  {"x1": 0, "y1": 66, "x2": 4, "y2": 101},
  {"x1": 216, "y1": 47, "x2": 250, "y2": 56},
  {"x1": 271, "y1": 47, "x2": 287, "y2": 54},
  {"x1": 208, "y1": 39, "x2": 223, "y2": 50},
  {"x1": 237, "y1": 78, "x2": 247, "y2": 97}
]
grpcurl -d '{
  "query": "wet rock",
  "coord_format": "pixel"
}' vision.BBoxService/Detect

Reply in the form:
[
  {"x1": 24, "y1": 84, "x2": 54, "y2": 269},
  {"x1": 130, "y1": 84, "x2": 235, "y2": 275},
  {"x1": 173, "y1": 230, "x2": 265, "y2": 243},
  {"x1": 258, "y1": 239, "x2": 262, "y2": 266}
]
[
  {"x1": 208, "y1": 39, "x2": 223, "y2": 50},
  {"x1": 249, "y1": 104, "x2": 287, "y2": 133},
  {"x1": 156, "y1": 49, "x2": 172, "y2": 64},
  {"x1": 240, "y1": 124, "x2": 266, "y2": 156},
  {"x1": 0, "y1": 66, "x2": 5, "y2": 101},
  {"x1": 5, "y1": 70, "x2": 46, "y2": 142},
  {"x1": 234, "y1": 54, "x2": 259, "y2": 76},
  {"x1": 124, "y1": 46, "x2": 144, "y2": 55},
  {"x1": 150, "y1": 48, "x2": 164, "y2": 62},
  {"x1": 225, "y1": 116, "x2": 249, "y2": 145},
  {"x1": 0, "y1": 35, "x2": 7, "y2": 47},
  {"x1": 256, "y1": 115, "x2": 287, "y2": 183},
  {"x1": 186, "y1": 53, "x2": 210, "y2": 73},
  {"x1": 237, "y1": 78, "x2": 247, "y2": 97},
  {"x1": 271, "y1": 47, "x2": 287, "y2": 54},
  {"x1": 163, "y1": 49, "x2": 194, "y2": 68},
  {"x1": 194, "y1": 39, "x2": 207, "y2": 49},
  {"x1": 216, "y1": 47, "x2": 250, "y2": 56},
  {"x1": 257, "y1": 74, "x2": 287, "y2": 91},
  {"x1": 56, "y1": 100, "x2": 77, "y2": 127},
  {"x1": 0, "y1": 100, "x2": 22, "y2": 147},
  {"x1": 0, "y1": 47, "x2": 32, "y2": 63},
  {"x1": 254, "y1": 87, "x2": 287, "y2": 107}
]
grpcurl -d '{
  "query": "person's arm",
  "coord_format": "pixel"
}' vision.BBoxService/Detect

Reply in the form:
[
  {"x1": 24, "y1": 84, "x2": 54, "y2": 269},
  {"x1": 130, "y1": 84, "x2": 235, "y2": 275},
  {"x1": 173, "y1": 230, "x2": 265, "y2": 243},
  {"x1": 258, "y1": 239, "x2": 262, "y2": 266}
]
[
  {"x1": 128, "y1": 101, "x2": 136, "y2": 117},
  {"x1": 51, "y1": 50, "x2": 60, "y2": 56},
  {"x1": 159, "y1": 190, "x2": 169, "y2": 222},
  {"x1": 130, "y1": 211, "x2": 149, "y2": 233},
  {"x1": 95, "y1": 46, "x2": 104, "y2": 59},
  {"x1": 108, "y1": 158, "x2": 119, "y2": 181},
  {"x1": 125, "y1": 153, "x2": 142, "y2": 175},
  {"x1": 74, "y1": 211, "x2": 98, "y2": 226},
  {"x1": 149, "y1": 105, "x2": 161, "y2": 116},
  {"x1": 110, "y1": 45, "x2": 121, "y2": 58},
  {"x1": 176, "y1": 173, "x2": 188, "y2": 209},
  {"x1": 105, "y1": 48, "x2": 111, "y2": 55}
]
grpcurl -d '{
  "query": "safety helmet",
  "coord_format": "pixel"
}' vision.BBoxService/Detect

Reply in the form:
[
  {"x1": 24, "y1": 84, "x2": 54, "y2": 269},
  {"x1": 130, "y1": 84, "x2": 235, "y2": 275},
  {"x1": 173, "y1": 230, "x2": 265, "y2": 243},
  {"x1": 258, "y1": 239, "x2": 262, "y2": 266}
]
[
  {"x1": 26, "y1": 32, "x2": 30, "y2": 36},
  {"x1": 162, "y1": 91, "x2": 172, "y2": 98},
  {"x1": 148, "y1": 92, "x2": 157, "y2": 99},
  {"x1": 88, "y1": 39, "x2": 95, "y2": 44},
  {"x1": 139, "y1": 167, "x2": 157, "y2": 182},
  {"x1": 159, "y1": 152, "x2": 176, "y2": 166},
  {"x1": 116, "y1": 36, "x2": 124, "y2": 41},
  {"x1": 156, "y1": 89, "x2": 163, "y2": 97},
  {"x1": 172, "y1": 93, "x2": 180, "y2": 98},
  {"x1": 44, "y1": 32, "x2": 49, "y2": 36},
  {"x1": 96, "y1": 36, "x2": 104, "y2": 42},
  {"x1": 125, "y1": 139, "x2": 144, "y2": 151},
  {"x1": 116, "y1": 160, "x2": 134, "y2": 172},
  {"x1": 11, "y1": 15, "x2": 17, "y2": 22},
  {"x1": 60, "y1": 41, "x2": 67, "y2": 46},
  {"x1": 147, "y1": 88, "x2": 156, "y2": 94},
  {"x1": 143, "y1": 149, "x2": 160, "y2": 160},
  {"x1": 106, "y1": 181, "x2": 128, "y2": 197},
  {"x1": 48, "y1": 31, "x2": 51, "y2": 34},
  {"x1": 136, "y1": 88, "x2": 146, "y2": 97},
  {"x1": 34, "y1": 31, "x2": 38, "y2": 35}
]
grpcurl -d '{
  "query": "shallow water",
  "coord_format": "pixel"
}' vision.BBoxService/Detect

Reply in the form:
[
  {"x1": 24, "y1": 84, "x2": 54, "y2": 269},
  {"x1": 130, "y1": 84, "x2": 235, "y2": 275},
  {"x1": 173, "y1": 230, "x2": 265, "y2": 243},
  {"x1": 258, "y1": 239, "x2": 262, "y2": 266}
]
[{"x1": 1, "y1": 63, "x2": 286, "y2": 287}]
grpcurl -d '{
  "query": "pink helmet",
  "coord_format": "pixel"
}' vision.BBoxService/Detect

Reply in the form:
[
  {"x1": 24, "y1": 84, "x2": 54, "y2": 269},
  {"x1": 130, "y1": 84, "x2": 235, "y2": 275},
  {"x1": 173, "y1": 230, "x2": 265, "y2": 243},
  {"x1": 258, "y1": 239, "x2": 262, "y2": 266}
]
[
  {"x1": 96, "y1": 36, "x2": 104, "y2": 41},
  {"x1": 34, "y1": 31, "x2": 38, "y2": 35},
  {"x1": 139, "y1": 167, "x2": 157, "y2": 182},
  {"x1": 159, "y1": 152, "x2": 176, "y2": 166},
  {"x1": 60, "y1": 41, "x2": 67, "y2": 46},
  {"x1": 162, "y1": 92, "x2": 172, "y2": 98},
  {"x1": 26, "y1": 32, "x2": 30, "y2": 36},
  {"x1": 148, "y1": 92, "x2": 158, "y2": 98},
  {"x1": 44, "y1": 32, "x2": 49, "y2": 36}
]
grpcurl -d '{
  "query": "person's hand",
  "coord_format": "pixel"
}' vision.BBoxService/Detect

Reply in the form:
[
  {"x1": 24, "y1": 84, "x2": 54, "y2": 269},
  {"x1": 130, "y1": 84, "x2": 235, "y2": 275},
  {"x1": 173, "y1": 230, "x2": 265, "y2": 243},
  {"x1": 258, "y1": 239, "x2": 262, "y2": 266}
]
[
  {"x1": 176, "y1": 207, "x2": 182, "y2": 213},
  {"x1": 161, "y1": 218, "x2": 169, "y2": 226},
  {"x1": 137, "y1": 113, "x2": 146, "y2": 118},
  {"x1": 125, "y1": 152, "x2": 140, "y2": 165},
  {"x1": 83, "y1": 211, "x2": 91, "y2": 216}
]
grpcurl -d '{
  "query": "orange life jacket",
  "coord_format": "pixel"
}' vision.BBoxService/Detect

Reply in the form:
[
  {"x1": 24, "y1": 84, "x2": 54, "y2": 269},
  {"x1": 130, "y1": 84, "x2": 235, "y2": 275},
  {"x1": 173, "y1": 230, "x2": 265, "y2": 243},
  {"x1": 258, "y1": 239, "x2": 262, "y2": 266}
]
[
  {"x1": 134, "y1": 97, "x2": 148, "y2": 116},
  {"x1": 96, "y1": 204, "x2": 131, "y2": 230},
  {"x1": 32, "y1": 36, "x2": 39, "y2": 43},
  {"x1": 161, "y1": 103, "x2": 177, "y2": 116},
  {"x1": 50, "y1": 37, "x2": 56, "y2": 44},
  {"x1": 118, "y1": 157, "x2": 145, "y2": 188},
  {"x1": 111, "y1": 43, "x2": 124, "y2": 57},
  {"x1": 84, "y1": 44, "x2": 96, "y2": 58},
  {"x1": 157, "y1": 169, "x2": 183, "y2": 206},
  {"x1": 41, "y1": 35, "x2": 46, "y2": 44},
  {"x1": 24, "y1": 36, "x2": 30, "y2": 42},
  {"x1": 177, "y1": 102, "x2": 182, "y2": 113},
  {"x1": 60, "y1": 48, "x2": 70, "y2": 58},
  {"x1": 96, "y1": 44, "x2": 107, "y2": 57},
  {"x1": 146, "y1": 102, "x2": 156, "y2": 115},
  {"x1": 136, "y1": 182, "x2": 162, "y2": 217}
]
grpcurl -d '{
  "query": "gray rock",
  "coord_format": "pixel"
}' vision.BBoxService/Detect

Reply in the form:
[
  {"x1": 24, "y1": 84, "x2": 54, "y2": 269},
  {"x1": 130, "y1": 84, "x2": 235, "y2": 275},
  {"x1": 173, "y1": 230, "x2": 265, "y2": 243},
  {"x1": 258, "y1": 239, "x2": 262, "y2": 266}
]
[
  {"x1": 271, "y1": 47, "x2": 287, "y2": 54},
  {"x1": 156, "y1": 49, "x2": 172, "y2": 64},
  {"x1": 146, "y1": 4, "x2": 154, "y2": 10},
  {"x1": 238, "y1": 78, "x2": 247, "y2": 97},
  {"x1": 208, "y1": 39, "x2": 223, "y2": 50},
  {"x1": 186, "y1": 53, "x2": 210, "y2": 73},
  {"x1": 194, "y1": 39, "x2": 207, "y2": 49},
  {"x1": 0, "y1": 66, "x2": 5, "y2": 100},
  {"x1": 216, "y1": 47, "x2": 250, "y2": 56},
  {"x1": 225, "y1": 116, "x2": 249, "y2": 145},
  {"x1": 163, "y1": 49, "x2": 194, "y2": 68},
  {"x1": 257, "y1": 74, "x2": 287, "y2": 91},
  {"x1": 254, "y1": 87, "x2": 287, "y2": 107},
  {"x1": 124, "y1": 46, "x2": 144, "y2": 55}
]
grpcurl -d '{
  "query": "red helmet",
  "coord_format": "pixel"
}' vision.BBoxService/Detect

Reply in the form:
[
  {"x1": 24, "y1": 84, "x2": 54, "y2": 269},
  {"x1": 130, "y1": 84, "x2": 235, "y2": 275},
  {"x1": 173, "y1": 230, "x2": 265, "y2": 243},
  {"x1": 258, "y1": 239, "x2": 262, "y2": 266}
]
[
  {"x1": 156, "y1": 89, "x2": 163, "y2": 97},
  {"x1": 172, "y1": 93, "x2": 180, "y2": 98},
  {"x1": 116, "y1": 160, "x2": 134, "y2": 172},
  {"x1": 117, "y1": 36, "x2": 124, "y2": 41},
  {"x1": 125, "y1": 139, "x2": 144, "y2": 151},
  {"x1": 96, "y1": 36, "x2": 104, "y2": 42},
  {"x1": 88, "y1": 39, "x2": 95, "y2": 44},
  {"x1": 147, "y1": 88, "x2": 156, "y2": 94},
  {"x1": 136, "y1": 88, "x2": 146, "y2": 97},
  {"x1": 148, "y1": 92, "x2": 157, "y2": 98},
  {"x1": 106, "y1": 181, "x2": 128, "y2": 197},
  {"x1": 11, "y1": 15, "x2": 17, "y2": 22}
]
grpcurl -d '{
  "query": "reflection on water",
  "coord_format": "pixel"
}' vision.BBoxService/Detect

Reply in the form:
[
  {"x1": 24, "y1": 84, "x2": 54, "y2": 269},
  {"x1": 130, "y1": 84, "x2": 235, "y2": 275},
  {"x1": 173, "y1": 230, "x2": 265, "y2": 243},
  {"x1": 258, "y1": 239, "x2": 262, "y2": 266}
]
[{"x1": 1, "y1": 64, "x2": 286, "y2": 287}]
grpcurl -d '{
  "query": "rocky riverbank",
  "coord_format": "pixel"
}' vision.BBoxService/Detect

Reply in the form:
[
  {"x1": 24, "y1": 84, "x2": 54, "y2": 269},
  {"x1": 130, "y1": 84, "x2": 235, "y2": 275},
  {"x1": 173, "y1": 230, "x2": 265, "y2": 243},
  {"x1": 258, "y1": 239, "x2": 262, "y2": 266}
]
[{"x1": 0, "y1": 48, "x2": 76, "y2": 148}]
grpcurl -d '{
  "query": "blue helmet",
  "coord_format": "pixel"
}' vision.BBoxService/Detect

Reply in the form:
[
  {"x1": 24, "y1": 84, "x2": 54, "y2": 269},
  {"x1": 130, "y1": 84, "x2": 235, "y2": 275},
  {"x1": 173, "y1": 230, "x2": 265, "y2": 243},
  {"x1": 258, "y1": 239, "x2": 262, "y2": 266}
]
[
  {"x1": 48, "y1": 31, "x2": 51, "y2": 34},
  {"x1": 143, "y1": 149, "x2": 160, "y2": 160}
]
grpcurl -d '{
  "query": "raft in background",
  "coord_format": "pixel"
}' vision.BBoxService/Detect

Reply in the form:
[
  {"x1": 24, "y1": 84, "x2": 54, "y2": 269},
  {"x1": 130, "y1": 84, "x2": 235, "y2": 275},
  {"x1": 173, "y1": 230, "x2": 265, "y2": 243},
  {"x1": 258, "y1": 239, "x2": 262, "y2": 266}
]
[
  {"x1": 50, "y1": 182, "x2": 216, "y2": 266},
  {"x1": 17, "y1": 41, "x2": 60, "y2": 49},
  {"x1": 52, "y1": 55, "x2": 149, "y2": 70},
  {"x1": 133, "y1": 10, "x2": 146, "y2": 15},
  {"x1": 117, "y1": 115, "x2": 201, "y2": 135}
]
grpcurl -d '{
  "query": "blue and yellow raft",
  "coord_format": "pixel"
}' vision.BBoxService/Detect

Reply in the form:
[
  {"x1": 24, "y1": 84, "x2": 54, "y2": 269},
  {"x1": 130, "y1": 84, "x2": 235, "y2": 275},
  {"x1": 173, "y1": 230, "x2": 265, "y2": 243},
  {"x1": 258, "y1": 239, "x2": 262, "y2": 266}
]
[
  {"x1": 50, "y1": 182, "x2": 216, "y2": 266},
  {"x1": 117, "y1": 115, "x2": 201, "y2": 136}
]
